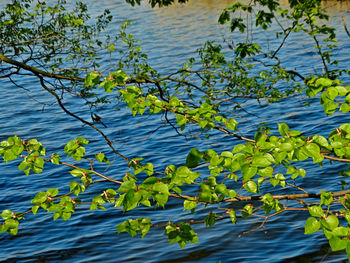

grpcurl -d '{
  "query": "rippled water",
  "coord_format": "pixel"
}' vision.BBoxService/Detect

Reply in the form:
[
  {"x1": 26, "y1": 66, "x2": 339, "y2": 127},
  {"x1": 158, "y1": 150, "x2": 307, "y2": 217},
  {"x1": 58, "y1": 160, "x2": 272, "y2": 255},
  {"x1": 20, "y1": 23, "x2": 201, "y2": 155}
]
[{"x1": 1, "y1": 0, "x2": 350, "y2": 262}]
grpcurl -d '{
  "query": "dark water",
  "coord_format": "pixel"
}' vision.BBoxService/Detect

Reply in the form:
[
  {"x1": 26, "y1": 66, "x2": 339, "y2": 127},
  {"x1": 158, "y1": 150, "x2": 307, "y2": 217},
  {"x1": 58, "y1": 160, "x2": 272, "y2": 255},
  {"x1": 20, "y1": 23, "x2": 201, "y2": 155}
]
[{"x1": 1, "y1": 0, "x2": 350, "y2": 262}]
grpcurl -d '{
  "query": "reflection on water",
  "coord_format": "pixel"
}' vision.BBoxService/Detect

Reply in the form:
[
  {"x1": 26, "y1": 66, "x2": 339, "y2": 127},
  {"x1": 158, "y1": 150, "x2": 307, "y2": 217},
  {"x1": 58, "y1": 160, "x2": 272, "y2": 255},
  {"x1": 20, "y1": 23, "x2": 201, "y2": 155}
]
[{"x1": 322, "y1": 0, "x2": 350, "y2": 12}]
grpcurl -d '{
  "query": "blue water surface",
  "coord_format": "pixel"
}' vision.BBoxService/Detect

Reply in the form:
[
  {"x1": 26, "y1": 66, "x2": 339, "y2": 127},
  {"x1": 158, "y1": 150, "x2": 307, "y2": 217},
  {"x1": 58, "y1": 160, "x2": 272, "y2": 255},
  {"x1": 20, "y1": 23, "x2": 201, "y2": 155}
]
[{"x1": 1, "y1": 0, "x2": 350, "y2": 262}]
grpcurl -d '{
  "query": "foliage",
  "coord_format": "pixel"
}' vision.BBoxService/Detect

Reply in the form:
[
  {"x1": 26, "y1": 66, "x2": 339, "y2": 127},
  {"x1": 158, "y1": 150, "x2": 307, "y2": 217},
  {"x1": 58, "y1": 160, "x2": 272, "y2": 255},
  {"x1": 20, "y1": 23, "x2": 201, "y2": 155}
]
[{"x1": 1, "y1": 0, "x2": 350, "y2": 259}]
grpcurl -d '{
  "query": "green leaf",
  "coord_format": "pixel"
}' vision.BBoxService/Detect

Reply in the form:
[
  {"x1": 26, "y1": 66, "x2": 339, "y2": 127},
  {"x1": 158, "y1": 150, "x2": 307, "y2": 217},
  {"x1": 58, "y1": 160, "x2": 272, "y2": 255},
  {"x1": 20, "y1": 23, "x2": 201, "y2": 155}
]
[
  {"x1": 305, "y1": 217, "x2": 321, "y2": 234},
  {"x1": 143, "y1": 163, "x2": 154, "y2": 176},
  {"x1": 204, "y1": 212, "x2": 217, "y2": 227},
  {"x1": 305, "y1": 143, "x2": 323, "y2": 163},
  {"x1": 61, "y1": 212, "x2": 72, "y2": 221},
  {"x1": 32, "y1": 205, "x2": 40, "y2": 215},
  {"x1": 316, "y1": 77, "x2": 333, "y2": 87},
  {"x1": 186, "y1": 148, "x2": 203, "y2": 168},
  {"x1": 118, "y1": 181, "x2": 136, "y2": 193},
  {"x1": 46, "y1": 188, "x2": 59, "y2": 197},
  {"x1": 76, "y1": 137, "x2": 89, "y2": 145},
  {"x1": 279, "y1": 143, "x2": 293, "y2": 152},
  {"x1": 242, "y1": 204, "x2": 253, "y2": 218},
  {"x1": 84, "y1": 71, "x2": 100, "y2": 87},
  {"x1": 50, "y1": 153, "x2": 60, "y2": 165},
  {"x1": 258, "y1": 166, "x2": 273, "y2": 177},
  {"x1": 232, "y1": 144, "x2": 245, "y2": 154},
  {"x1": 244, "y1": 180, "x2": 258, "y2": 193},
  {"x1": 229, "y1": 209, "x2": 237, "y2": 223},
  {"x1": 142, "y1": 176, "x2": 158, "y2": 186},
  {"x1": 241, "y1": 164, "x2": 257, "y2": 182},
  {"x1": 95, "y1": 153, "x2": 110, "y2": 164},
  {"x1": 31, "y1": 192, "x2": 48, "y2": 204},
  {"x1": 324, "y1": 215, "x2": 339, "y2": 230},
  {"x1": 152, "y1": 182, "x2": 169, "y2": 207},
  {"x1": 117, "y1": 219, "x2": 140, "y2": 237},
  {"x1": 221, "y1": 151, "x2": 234, "y2": 158},
  {"x1": 278, "y1": 123, "x2": 289, "y2": 137},
  {"x1": 251, "y1": 153, "x2": 273, "y2": 167},
  {"x1": 320, "y1": 191, "x2": 333, "y2": 206},
  {"x1": 69, "y1": 169, "x2": 86, "y2": 177},
  {"x1": 340, "y1": 123, "x2": 350, "y2": 135},
  {"x1": 153, "y1": 182, "x2": 169, "y2": 194},
  {"x1": 204, "y1": 149, "x2": 223, "y2": 165},
  {"x1": 312, "y1": 135, "x2": 330, "y2": 149},
  {"x1": 226, "y1": 118, "x2": 238, "y2": 130},
  {"x1": 329, "y1": 237, "x2": 347, "y2": 251},
  {"x1": 3, "y1": 218, "x2": 19, "y2": 232},
  {"x1": 198, "y1": 192, "x2": 212, "y2": 203},
  {"x1": 184, "y1": 200, "x2": 197, "y2": 211},
  {"x1": 215, "y1": 184, "x2": 228, "y2": 196},
  {"x1": 1, "y1": 210, "x2": 14, "y2": 220},
  {"x1": 308, "y1": 206, "x2": 324, "y2": 218},
  {"x1": 332, "y1": 227, "x2": 349, "y2": 237},
  {"x1": 340, "y1": 103, "x2": 350, "y2": 113}
]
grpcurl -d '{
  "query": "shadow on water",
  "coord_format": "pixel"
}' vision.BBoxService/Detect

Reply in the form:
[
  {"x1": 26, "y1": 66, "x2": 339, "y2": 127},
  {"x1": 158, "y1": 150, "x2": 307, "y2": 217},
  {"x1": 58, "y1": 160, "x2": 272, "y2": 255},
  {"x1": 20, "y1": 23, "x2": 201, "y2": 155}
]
[
  {"x1": 155, "y1": 248, "x2": 214, "y2": 263},
  {"x1": 283, "y1": 244, "x2": 348, "y2": 263}
]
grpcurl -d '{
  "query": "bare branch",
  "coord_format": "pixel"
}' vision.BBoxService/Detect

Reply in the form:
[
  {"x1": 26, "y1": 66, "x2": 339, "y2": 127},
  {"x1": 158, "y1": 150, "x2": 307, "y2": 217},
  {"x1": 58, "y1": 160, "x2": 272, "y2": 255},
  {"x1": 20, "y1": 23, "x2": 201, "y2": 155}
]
[{"x1": 343, "y1": 16, "x2": 350, "y2": 38}]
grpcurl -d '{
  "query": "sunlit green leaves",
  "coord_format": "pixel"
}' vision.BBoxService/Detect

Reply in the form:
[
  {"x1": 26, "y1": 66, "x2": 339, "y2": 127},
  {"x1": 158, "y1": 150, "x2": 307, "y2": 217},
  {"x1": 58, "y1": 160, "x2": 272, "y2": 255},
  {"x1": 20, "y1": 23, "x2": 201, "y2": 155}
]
[
  {"x1": 69, "y1": 181, "x2": 86, "y2": 196},
  {"x1": 278, "y1": 123, "x2": 290, "y2": 137},
  {"x1": 0, "y1": 136, "x2": 24, "y2": 162},
  {"x1": 51, "y1": 196, "x2": 76, "y2": 221},
  {"x1": 90, "y1": 195, "x2": 106, "y2": 210},
  {"x1": 1, "y1": 209, "x2": 14, "y2": 220},
  {"x1": 18, "y1": 152, "x2": 44, "y2": 175},
  {"x1": 170, "y1": 166, "x2": 199, "y2": 186},
  {"x1": 320, "y1": 191, "x2": 333, "y2": 206},
  {"x1": 244, "y1": 180, "x2": 258, "y2": 193},
  {"x1": 251, "y1": 153, "x2": 274, "y2": 167},
  {"x1": 242, "y1": 204, "x2": 253, "y2": 218},
  {"x1": 128, "y1": 158, "x2": 154, "y2": 176},
  {"x1": 305, "y1": 217, "x2": 321, "y2": 234},
  {"x1": 308, "y1": 206, "x2": 324, "y2": 218},
  {"x1": 95, "y1": 153, "x2": 110, "y2": 164},
  {"x1": 184, "y1": 199, "x2": 197, "y2": 211},
  {"x1": 152, "y1": 182, "x2": 169, "y2": 207},
  {"x1": 164, "y1": 222, "x2": 198, "y2": 249},
  {"x1": 64, "y1": 137, "x2": 89, "y2": 161},
  {"x1": 99, "y1": 70, "x2": 129, "y2": 92},
  {"x1": 31, "y1": 192, "x2": 49, "y2": 205},
  {"x1": 84, "y1": 71, "x2": 100, "y2": 87},
  {"x1": 228, "y1": 209, "x2": 237, "y2": 223},
  {"x1": 50, "y1": 153, "x2": 60, "y2": 165},
  {"x1": 304, "y1": 143, "x2": 324, "y2": 163},
  {"x1": 0, "y1": 137, "x2": 46, "y2": 175},
  {"x1": 117, "y1": 218, "x2": 151, "y2": 238},
  {"x1": 0, "y1": 210, "x2": 19, "y2": 235},
  {"x1": 241, "y1": 165, "x2": 257, "y2": 182},
  {"x1": 262, "y1": 193, "x2": 283, "y2": 214},
  {"x1": 329, "y1": 237, "x2": 348, "y2": 252},
  {"x1": 225, "y1": 118, "x2": 238, "y2": 130}
]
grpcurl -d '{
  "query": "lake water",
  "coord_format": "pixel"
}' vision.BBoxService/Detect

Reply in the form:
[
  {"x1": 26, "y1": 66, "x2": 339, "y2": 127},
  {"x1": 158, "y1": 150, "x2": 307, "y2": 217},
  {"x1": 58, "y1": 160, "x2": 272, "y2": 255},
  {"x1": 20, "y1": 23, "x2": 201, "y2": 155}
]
[{"x1": 1, "y1": 0, "x2": 350, "y2": 262}]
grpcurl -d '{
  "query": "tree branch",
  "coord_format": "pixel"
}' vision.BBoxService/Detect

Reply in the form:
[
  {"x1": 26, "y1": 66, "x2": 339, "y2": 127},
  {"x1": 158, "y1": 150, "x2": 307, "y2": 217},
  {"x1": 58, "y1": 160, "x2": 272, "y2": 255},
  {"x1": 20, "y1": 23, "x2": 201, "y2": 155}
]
[
  {"x1": 34, "y1": 73, "x2": 129, "y2": 163},
  {"x1": 0, "y1": 52, "x2": 85, "y2": 82}
]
